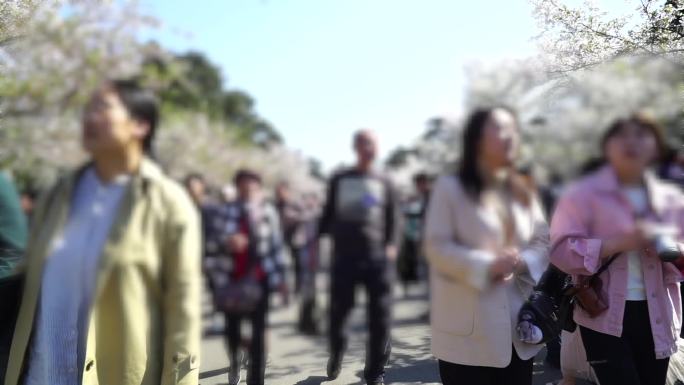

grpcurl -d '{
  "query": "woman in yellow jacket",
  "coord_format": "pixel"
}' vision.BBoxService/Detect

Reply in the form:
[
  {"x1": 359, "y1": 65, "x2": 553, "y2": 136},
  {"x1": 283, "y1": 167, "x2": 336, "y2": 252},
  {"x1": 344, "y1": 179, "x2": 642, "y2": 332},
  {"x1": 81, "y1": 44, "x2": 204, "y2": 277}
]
[{"x1": 5, "y1": 79, "x2": 202, "y2": 385}]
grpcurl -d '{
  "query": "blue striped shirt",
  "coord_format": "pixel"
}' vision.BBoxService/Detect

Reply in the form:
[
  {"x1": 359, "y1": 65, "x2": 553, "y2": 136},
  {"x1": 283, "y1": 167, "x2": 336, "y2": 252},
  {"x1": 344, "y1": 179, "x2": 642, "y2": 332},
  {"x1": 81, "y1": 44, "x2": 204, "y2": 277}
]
[{"x1": 25, "y1": 168, "x2": 129, "y2": 385}]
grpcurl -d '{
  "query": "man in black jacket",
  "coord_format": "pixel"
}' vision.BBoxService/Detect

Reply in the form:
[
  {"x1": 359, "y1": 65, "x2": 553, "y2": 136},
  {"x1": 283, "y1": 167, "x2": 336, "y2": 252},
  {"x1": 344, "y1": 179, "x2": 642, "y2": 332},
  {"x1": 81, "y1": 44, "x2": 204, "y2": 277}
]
[{"x1": 319, "y1": 130, "x2": 400, "y2": 385}]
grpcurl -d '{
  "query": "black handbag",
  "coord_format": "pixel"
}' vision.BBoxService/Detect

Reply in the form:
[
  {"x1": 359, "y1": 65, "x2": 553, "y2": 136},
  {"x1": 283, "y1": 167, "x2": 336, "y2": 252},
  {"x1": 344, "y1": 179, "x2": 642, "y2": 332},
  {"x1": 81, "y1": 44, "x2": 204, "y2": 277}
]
[
  {"x1": 211, "y1": 205, "x2": 265, "y2": 316},
  {"x1": 517, "y1": 264, "x2": 570, "y2": 344},
  {"x1": 519, "y1": 256, "x2": 620, "y2": 345},
  {"x1": 213, "y1": 274, "x2": 263, "y2": 315}
]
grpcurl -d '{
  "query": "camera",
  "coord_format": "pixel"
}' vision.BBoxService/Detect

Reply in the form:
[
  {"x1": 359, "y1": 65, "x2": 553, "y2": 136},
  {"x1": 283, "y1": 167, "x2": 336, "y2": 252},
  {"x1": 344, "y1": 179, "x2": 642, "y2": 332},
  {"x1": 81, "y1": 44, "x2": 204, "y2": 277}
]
[{"x1": 654, "y1": 234, "x2": 680, "y2": 263}]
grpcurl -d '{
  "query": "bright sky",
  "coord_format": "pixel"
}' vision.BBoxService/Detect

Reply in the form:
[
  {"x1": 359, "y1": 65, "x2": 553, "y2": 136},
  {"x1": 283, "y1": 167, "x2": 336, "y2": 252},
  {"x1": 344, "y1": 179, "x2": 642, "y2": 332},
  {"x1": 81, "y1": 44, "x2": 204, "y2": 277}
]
[{"x1": 140, "y1": 0, "x2": 625, "y2": 171}]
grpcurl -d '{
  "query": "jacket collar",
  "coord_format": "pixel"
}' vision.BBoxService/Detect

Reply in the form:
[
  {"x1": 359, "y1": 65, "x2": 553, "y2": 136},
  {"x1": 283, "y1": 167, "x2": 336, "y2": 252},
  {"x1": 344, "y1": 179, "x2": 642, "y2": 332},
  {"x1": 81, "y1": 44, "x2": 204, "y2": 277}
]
[
  {"x1": 592, "y1": 165, "x2": 668, "y2": 217},
  {"x1": 70, "y1": 157, "x2": 162, "y2": 192}
]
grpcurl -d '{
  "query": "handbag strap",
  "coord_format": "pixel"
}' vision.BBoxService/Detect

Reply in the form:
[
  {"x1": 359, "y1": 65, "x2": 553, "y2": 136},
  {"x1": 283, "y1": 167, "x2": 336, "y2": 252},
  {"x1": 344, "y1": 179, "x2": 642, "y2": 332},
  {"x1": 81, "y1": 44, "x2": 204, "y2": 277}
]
[{"x1": 590, "y1": 253, "x2": 619, "y2": 280}]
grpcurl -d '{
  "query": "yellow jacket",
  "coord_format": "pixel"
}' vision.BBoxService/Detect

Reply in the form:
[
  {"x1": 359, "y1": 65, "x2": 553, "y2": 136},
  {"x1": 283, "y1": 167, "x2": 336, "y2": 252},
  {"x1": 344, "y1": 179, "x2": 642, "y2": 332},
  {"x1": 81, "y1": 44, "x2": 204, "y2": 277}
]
[{"x1": 5, "y1": 159, "x2": 201, "y2": 385}]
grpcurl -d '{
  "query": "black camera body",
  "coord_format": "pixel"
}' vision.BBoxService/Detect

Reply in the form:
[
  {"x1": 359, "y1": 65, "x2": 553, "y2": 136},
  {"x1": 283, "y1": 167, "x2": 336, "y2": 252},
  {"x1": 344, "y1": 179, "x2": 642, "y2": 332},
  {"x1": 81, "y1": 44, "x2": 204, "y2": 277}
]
[{"x1": 654, "y1": 234, "x2": 680, "y2": 263}]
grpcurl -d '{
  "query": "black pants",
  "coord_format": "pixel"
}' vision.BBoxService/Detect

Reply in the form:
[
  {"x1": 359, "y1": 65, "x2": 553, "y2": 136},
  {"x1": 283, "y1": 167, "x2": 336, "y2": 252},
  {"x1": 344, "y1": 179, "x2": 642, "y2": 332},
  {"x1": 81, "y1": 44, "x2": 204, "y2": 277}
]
[
  {"x1": 329, "y1": 260, "x2": 393, "y2": 383},
  {"x1": 224, "y1": 286, "x2": 270, "y2": 385},
  {"x1": 580, "y1": 301, "x2": 670, "y2": 385},
  {"x1": 287, "y1": 243, "x2": 303, "y2": 294},
  {"x1": 438, "y1": 347, "x2": 533, "y2": 385},
  {"x1": 680, "y1": 284, "x2": 684, "y2": 338}
]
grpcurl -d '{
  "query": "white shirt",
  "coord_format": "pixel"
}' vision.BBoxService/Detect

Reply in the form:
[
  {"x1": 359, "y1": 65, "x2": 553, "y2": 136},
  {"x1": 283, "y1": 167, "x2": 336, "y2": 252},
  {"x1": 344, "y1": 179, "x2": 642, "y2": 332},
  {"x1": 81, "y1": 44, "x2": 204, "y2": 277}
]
[
  {"x1": 25, "y1": 168, "x2": 129, "y2": 385},
  {"x1": 622, "y1": 186, "x2": 649, "y2": 301}
]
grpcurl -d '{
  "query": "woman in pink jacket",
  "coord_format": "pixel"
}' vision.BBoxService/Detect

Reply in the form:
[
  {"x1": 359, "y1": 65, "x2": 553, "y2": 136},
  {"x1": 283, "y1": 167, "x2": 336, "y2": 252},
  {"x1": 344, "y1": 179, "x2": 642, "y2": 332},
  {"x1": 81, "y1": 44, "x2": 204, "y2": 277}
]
[{"x1": 550, "y1": 113, "x2": 684, "y2": 385}]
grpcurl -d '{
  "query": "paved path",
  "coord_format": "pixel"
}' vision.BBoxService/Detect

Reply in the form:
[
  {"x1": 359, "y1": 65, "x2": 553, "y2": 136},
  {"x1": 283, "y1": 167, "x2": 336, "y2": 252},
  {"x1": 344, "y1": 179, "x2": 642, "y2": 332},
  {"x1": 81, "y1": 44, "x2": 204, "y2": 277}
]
[{"x1": 198, "y1": 277, "x2": 573, "y2": 385}]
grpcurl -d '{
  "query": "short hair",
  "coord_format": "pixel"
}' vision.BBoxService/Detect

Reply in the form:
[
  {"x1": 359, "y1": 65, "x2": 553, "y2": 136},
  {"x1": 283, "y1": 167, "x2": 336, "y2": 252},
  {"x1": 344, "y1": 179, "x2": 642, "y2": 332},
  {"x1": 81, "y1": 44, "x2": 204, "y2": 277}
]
[
  {"x1": 601, "y1": 112, "x2": 667, "y2": 163},
  {"x1": 109, "y1": 79, "x2": 159, "y2": 155},
  {"x1": 413, "y1": 172, "x2": 432, "y2": 184},
  {"x1": 353, "y1": 129, "x2": 374, "y2": 147},
  {"x1": 233, "y1": 169, "x2": 262, "y2": 185},
  {"x1": 183, "y1": 173, "x2": 205, "y2": 188}
]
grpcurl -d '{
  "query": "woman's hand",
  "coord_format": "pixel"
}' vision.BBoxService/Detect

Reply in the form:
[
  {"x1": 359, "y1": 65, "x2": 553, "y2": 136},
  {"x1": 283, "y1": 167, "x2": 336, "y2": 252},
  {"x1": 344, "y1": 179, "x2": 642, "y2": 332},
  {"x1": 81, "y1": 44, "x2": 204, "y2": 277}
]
[
  {"x1": 227, "y1": 233, "x2": 249, "y2": 253},
  {"x1": 601, "y1": 226, "x2": 651, "y2": 260},
  {"x1": 489, "y1": 247, "x2": 520, "y2": 283}
]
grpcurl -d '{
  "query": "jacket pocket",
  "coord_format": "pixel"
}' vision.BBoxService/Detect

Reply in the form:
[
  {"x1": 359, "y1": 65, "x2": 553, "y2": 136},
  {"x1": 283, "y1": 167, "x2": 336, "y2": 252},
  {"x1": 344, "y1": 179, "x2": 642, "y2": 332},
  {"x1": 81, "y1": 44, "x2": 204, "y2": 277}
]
[
  {"x1": 165, "y1": 352, "x2": 199, "y2": 384},
  {"x1": 432, "y1": 274, "x2": 475, "y2": 336}
]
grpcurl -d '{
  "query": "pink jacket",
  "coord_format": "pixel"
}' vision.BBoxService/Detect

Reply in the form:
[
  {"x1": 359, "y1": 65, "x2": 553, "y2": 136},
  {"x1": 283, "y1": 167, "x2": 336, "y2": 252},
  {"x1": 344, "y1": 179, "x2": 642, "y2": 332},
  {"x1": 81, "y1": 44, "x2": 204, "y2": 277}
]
[{"x1": 550, "y1": 165, "x2": 684, "y2": 359}]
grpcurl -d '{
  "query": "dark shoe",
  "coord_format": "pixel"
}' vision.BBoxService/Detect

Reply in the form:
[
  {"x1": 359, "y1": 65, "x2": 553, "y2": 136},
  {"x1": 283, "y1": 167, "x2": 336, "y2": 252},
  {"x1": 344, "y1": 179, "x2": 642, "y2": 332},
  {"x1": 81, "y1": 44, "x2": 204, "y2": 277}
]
[
  {"x1": 327, "y1": 353, "x2": 343, "y2": 380},
  {"x1": 228, "y1": 368, "x2": 241, "y2": 385},
  {"x1": 229, "y1": 351, "x2": 244, "y2": 385}
]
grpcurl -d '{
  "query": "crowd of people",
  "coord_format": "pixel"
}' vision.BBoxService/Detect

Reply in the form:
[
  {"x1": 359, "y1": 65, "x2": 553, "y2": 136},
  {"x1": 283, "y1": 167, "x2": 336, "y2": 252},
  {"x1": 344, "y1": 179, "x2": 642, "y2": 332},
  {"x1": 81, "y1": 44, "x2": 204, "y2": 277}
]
[{"x1": 0, "y1": 79, "x2": 683, "y2": 385}]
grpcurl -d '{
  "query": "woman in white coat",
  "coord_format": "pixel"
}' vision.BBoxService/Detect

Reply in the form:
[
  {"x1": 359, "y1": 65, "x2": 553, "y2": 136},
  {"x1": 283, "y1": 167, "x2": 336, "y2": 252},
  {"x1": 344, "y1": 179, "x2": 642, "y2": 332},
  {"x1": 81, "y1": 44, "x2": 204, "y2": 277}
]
[{"x1": 424, "y1": 107, "x2": 549, "y2": 385}]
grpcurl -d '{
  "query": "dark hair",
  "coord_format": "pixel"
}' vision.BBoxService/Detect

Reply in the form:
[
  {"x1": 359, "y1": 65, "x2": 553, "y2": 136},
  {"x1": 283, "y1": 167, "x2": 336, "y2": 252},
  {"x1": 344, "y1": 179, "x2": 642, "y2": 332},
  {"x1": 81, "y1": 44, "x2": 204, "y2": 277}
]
[
  {"x1": 109, "y1": 79, "x2": 159, "y2": 155},
  {"x1": 413, "y1": 172, "x2": 432, "y2": 184},
  {"x1": 353, "y1": 129, "x2": 373, "y2": 147},
  {"x1": 183, "y1": 173, "x2": 204, "y2": 188},
  {"x1": 458, "y1": 107, "x2": 518, "y2": 201},
  {"x1": 233, "y1": 169, "x2": 262, "y2": 185},
  {"x1": 579, "y1": 157, "x2": 606, "y2": 176},
  {"x1": 601, "y1": 112, "x2": 667, "y2": 163}
]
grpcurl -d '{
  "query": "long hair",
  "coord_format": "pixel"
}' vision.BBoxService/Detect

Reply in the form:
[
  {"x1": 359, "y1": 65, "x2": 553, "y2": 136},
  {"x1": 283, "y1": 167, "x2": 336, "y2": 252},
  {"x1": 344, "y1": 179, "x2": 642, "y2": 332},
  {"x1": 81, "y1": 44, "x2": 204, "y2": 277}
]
[{"x1": 458, "y1": 106, "x2": 518, "y2": 201}]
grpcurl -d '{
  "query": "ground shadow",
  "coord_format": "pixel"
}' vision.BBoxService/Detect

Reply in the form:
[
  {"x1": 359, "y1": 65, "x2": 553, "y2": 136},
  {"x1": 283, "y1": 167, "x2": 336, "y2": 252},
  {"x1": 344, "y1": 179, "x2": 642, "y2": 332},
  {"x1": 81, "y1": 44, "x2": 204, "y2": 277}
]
[
  {"x1": 291, "y1": 375, "x2": 329, "y2": 385},
  {"x1": 199, "y1": 366, "x2": 229, "y2": 380},
  {"x1": 203, "y1": 327, "x2": 225, "y2": 337}
]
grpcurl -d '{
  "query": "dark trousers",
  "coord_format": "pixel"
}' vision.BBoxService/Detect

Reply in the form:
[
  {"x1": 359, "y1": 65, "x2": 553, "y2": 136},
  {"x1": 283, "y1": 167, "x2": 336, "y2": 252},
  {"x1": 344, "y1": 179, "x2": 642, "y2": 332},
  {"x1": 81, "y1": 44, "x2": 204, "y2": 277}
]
[
  {"x1": 329, "y1": 260, "x2": 393, "y2": 383},
  {"x1": 580, "y1": 301, "x2": 670, "y2": 385},
  {"x1": 287, "y1": 243, "x2": 303, "y2": 294},
  {"x1": 438, "y1": 347, "x2": 533, "y2": 385},
  {"x1": 224, "y1": 287, "x2": 270, "y2": 385}
]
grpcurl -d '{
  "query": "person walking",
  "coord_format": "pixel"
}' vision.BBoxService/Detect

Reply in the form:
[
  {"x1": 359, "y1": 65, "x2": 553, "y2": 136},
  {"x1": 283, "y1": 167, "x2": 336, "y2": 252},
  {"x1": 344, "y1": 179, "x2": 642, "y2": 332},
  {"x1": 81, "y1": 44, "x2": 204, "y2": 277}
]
[
  {"x1": 397, "y1": 173, "x2": 433, "y2": 298},
  {"x1": 319, "y1": 129, "x2": 401, "y2": 385},
  {"x1": 423, "y1": 107, "x2": 549, "y2": 385},
  {"x1": 4, "y1": 79, "x2": 202, "y2": 385},
  {"x1": 550, "y1": 113, "x2": 684, "y2": 385},
  {"x1": 205, "y1": 169, "x2": 286, "y2": 385}
]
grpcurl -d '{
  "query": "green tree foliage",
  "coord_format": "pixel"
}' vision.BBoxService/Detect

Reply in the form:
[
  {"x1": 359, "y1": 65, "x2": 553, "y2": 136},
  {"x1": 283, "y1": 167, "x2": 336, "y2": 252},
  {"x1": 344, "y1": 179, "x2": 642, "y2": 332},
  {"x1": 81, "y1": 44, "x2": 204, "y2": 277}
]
[{"x1": 0, "y1": 0, "x2": 316, "y2": 192}]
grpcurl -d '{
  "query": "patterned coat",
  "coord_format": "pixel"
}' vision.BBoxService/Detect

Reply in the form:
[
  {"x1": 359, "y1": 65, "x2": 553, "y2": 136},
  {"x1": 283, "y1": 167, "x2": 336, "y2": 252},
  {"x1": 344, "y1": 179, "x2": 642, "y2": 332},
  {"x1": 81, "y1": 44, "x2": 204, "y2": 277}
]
[{"x1": 204, "y1": 199, "x2": 285, "y2": 290}]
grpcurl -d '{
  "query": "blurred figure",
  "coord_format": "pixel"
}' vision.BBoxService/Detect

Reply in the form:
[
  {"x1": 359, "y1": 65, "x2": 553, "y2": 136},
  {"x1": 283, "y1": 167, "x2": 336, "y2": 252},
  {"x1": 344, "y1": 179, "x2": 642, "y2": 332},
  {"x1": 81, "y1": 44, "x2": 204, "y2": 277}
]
[
  {"x1": 0, "y1": 175, "x2": 28, "y2": 280},
  {"x1": 397, "y1": 172, "x2": 433, "y2": 297},
  {"x1": 659, "y1": 148, "x2": 684, "y2": 186},
  {"x1": 184, "y1": 173, "x2": 209, "y2": 207},
  {"x1": 5, "y1": 80, "x2": 202, "y2": 385},
  {"x1": 19, "y1": 187, "x2": 38, "y2": 222},
  {"x1": 550, "y1": 113, "x2": 684, "y2": 385},
  {"x1": 296, "y1": 192, "x2": 323, "y2": 335},
  {"x1": 274, "y1": 181, "x2": 307, "y2": 296},
  {"x1": 319, "y1": 130, "x2": 400, "y2": 385},
  {"x1": 205, "y1": 169, "x2": 286, "y2": 385},
  {"x1": 183, "y1": 173, "x2": 225, "y2": 334},
  {"x1": 221, "y1": 183, "x2": 238, "y2": 204},
  {"x1": 0, "y1": 174, "x2": 28, "y2": 384},
  {"x1": 423, "y1": 107, "x2": 549, "y2": 385},
  {"x1": 542, "y1": 173, "x2": 565, "y2": 218}
]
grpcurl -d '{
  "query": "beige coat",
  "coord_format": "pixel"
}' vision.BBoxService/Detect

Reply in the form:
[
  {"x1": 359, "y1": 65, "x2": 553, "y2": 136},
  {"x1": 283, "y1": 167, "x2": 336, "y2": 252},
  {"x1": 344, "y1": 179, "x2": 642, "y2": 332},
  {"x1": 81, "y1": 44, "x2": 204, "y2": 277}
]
[
  {"x1": 424, "y1": 175, "x2": 549, "y2": 368},
  {"x1": 5, "y1": 159, "x2": 201, "y2": 385}
]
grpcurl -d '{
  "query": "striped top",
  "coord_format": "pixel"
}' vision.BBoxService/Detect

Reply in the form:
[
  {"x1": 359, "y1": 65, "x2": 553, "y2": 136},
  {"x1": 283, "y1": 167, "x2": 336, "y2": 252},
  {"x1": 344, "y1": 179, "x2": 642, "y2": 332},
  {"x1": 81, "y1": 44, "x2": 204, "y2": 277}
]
[{"x1": 24, "y1": 168, "x2": 129, "y2": 385}]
